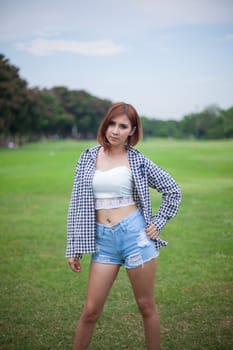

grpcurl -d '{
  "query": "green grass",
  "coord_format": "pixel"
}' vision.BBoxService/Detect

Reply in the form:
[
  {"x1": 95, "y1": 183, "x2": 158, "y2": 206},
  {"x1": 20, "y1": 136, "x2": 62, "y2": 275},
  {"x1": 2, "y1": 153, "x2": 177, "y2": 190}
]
[{"x1": 0, "y1": 139, "x2": 232, "y2": 350}]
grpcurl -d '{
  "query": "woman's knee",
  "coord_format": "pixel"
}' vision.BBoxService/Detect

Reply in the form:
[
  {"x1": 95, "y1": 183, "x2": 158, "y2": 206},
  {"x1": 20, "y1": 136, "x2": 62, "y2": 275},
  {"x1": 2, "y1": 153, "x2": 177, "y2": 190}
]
[
  {"x1": 136, "y1": 297, "x2": 156, "y2": 318},
  {"x1": 81, "y1": 304, "x2": 102, "y2": 324}
]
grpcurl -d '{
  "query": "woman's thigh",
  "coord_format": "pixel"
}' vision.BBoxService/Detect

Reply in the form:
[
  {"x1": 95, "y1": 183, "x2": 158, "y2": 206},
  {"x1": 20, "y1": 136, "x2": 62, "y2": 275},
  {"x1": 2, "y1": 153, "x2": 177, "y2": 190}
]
[
  {"x1": 84, "y1": 262, "x2": 121, "y2": 312},
  {"x1": 126, "y1": 258, "x2": 157, "y2": 303}
]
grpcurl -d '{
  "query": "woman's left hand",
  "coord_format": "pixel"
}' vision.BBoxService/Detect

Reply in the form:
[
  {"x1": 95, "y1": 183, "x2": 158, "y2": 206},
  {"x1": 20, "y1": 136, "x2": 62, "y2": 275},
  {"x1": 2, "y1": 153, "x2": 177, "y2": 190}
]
[{"x1": 146, "y1": 223, "x2": 159, "y2": 240}]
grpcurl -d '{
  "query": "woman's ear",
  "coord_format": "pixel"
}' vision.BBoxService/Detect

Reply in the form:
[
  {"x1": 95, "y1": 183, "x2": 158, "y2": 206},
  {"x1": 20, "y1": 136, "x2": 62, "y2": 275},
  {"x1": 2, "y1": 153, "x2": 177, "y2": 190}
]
[{"x1": 129, "y1": 126, "x2": 136, "y2": 136}]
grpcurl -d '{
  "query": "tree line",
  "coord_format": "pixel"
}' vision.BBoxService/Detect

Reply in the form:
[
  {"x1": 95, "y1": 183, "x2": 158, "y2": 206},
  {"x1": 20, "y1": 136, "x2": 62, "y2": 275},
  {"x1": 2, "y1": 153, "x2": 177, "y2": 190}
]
[{"x1": 0, "y1": 53, "x2": 232, "y2": 145}]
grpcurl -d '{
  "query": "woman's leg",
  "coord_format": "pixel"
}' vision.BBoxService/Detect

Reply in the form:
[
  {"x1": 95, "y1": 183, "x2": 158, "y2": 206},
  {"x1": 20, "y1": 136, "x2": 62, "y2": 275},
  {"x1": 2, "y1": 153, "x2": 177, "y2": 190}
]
[
  {"x1": 126, "y1": 258, "x2": 160, "y2": 350},
  {"x1": 73, "y1": 262, "x2": 120, "y2": 350}
]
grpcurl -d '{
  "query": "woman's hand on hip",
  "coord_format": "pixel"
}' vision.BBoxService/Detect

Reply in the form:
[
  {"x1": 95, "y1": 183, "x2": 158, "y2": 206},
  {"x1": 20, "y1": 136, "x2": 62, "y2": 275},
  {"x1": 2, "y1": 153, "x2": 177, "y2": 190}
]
[
  {"x1": 146, "y1": 223, "x2": 159, "y2": 240},
  {"x1": 67, "y1": 257, "x2": 81, "y2": 273}
]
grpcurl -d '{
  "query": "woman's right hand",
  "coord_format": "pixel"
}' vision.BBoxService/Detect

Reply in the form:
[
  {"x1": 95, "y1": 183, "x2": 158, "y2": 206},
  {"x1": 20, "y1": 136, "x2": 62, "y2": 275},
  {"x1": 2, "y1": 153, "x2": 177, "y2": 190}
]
[{"x1": 67, "y1": 257, "x2": 82, "y2": 273}]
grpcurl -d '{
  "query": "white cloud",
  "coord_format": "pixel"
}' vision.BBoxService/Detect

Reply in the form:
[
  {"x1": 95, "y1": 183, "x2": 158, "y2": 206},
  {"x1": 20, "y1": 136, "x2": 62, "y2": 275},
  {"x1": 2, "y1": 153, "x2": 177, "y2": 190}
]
[
  {"x1": 137, "y1": 0, "x2": 233, "y2": 26},
  {"x1": 1, "y1": 0, "x2": 233, "y2": 41},
  {"x1": 222, "y1": 34, "x2": 233, "y2": 41},
  {"x1": 15, "y1": 38, "x2": 125, "y2": 56}
]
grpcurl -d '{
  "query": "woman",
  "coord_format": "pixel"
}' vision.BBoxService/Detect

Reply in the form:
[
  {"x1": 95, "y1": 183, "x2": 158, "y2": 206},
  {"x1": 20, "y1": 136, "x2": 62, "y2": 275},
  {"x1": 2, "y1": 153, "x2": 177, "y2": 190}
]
[{"x1": 66, "y1": 102, "x2": 181, "y2": 350}]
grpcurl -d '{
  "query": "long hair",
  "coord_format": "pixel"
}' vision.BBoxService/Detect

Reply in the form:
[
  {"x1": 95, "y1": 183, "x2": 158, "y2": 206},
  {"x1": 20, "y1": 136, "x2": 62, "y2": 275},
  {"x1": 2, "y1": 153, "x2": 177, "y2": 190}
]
[{"x1": 97, "y1": 102, "x2": 142, "y2": 148}]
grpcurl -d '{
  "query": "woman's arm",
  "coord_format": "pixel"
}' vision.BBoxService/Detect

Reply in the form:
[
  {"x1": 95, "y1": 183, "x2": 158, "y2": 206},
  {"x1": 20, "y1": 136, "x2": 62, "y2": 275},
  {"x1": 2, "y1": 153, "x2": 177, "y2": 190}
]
[{"x1": 146, "y1": 158, "x2": 182, "y2": 232}]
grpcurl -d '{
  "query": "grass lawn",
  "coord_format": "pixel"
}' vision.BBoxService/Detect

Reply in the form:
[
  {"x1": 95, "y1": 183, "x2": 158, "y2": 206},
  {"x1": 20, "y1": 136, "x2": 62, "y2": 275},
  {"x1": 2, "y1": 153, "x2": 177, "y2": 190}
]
[{"x1": 0, "y1": 139, "x2": 232, "y2": 350}]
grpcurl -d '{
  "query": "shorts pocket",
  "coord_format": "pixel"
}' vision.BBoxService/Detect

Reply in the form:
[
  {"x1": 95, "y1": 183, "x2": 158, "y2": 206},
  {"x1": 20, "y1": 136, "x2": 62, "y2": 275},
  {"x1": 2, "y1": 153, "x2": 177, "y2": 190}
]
[
  {"x1": 137, "y1": 229, "x2": 151, "y2": 247},
  {"x1": 127, "y1": 213, "x2": 145, "y2": 234},
  {"x1": 95, "y1": 226, "x2": 105, "y2": 239}
]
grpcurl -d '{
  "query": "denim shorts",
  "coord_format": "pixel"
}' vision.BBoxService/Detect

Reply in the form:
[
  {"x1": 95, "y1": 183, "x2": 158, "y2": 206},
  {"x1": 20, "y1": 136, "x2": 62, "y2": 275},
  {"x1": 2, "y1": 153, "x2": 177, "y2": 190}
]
[{"x1": 92, "y1": 209, "x2": 159, "y2": 269}]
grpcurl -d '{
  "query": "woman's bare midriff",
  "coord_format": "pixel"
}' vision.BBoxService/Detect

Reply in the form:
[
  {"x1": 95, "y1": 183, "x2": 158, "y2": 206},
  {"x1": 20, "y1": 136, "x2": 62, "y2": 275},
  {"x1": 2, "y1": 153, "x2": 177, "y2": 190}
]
[{"x1": 96, "y1": 204, "x2": 138, "y2": 226}]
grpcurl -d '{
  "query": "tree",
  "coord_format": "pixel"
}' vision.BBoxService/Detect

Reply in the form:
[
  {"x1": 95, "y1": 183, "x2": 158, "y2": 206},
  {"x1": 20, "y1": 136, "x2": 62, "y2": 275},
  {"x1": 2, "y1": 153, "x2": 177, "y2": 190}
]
[
  {"x1": 1, "y1": 53, "x2": 232, "y2": 142},
  {"x1": 0, "y1": 54, "x2": 30, "y2": 137},
  {"x1": 50, "y1": 87, "x2": 111, "y2": 138},
  {"x1": 27, "y1": 88, "x2": 73, "y2": 137},
  {"x1": 180, "y1": 105, "x2": 224, "y2": 139},
  {"x1": 206, "y1": 106, "x2": 233, "y2": 139}
]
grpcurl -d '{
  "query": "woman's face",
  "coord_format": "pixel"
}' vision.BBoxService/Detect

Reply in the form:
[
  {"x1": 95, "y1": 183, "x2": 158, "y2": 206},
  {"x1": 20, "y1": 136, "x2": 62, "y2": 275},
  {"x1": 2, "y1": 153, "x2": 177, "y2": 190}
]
[{"x1": 105, "y1": 114, "x2": 135, "y2": 148}]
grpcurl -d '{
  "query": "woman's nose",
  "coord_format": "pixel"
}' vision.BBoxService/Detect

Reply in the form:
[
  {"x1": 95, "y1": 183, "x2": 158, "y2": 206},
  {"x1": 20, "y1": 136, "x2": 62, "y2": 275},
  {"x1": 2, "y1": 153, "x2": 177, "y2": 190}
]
[{"x1": 112, "y1": 126, "x2": 119, "y2": 134}]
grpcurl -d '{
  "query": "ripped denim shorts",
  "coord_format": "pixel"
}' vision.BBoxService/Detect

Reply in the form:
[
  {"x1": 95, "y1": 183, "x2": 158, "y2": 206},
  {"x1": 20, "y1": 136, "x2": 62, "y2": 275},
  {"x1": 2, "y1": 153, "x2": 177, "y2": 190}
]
[{"x1": 92, "y1": 209, "x2": 159, "y2": 269}]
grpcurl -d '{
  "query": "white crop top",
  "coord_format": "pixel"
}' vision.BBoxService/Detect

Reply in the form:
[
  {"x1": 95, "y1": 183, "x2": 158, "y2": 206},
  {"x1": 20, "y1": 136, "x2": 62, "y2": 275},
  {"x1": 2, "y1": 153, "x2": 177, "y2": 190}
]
[{"x1": 92, "y1": 166, "x2": 136, "y2": 209}]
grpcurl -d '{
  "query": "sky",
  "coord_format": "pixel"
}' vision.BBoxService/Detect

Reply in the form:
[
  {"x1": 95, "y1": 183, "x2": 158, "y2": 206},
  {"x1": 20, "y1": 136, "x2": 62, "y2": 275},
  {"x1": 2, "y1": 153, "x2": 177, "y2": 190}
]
[{"x1": 0, "y1": 0, "x2": 233, "y2": 120}]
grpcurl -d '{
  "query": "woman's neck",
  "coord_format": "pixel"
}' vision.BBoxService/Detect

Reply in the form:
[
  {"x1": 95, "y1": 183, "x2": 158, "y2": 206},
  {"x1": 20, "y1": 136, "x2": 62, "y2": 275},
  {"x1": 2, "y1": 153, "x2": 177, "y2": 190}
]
[
  {"x1": 103, "y1": 145, "x2": 127, "y2": 157},
  {"x1": 103, "y1": 147, "x2": 127, "y2": 157},
  {"x1": 96, "y1": 146, "x2": 129, "y2": 170}
]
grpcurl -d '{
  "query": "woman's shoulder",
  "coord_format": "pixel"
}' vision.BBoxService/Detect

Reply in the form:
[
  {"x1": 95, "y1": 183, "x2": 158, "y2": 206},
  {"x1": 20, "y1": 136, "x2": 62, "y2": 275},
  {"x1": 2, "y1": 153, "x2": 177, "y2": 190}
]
[
  {"x1": 79, "y1": 144, "x2": 100, "y2": 159},
  {"x1": 128, "y1": 147, "x2": 158, "y2": 171},
  {"x1": 128, "y1": 146, "x2": 147, "y2": 161}
]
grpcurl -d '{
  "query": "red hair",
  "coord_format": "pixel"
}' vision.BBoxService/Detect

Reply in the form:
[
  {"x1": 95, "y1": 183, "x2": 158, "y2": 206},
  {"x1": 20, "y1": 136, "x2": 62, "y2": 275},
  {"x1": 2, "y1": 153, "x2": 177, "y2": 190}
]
[{"x1": 97, "y1": 102, "x2": 142, "y2": 148}]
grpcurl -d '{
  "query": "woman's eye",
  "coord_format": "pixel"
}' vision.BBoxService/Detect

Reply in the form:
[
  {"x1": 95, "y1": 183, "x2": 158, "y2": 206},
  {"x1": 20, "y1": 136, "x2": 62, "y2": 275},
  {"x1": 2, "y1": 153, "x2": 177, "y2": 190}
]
[
  {"x1": 108, "y1": 121, "x2": 129, "y2": 129},
  {"x1": 120, "y1": 124, "x2": 127, "y2": 129}
]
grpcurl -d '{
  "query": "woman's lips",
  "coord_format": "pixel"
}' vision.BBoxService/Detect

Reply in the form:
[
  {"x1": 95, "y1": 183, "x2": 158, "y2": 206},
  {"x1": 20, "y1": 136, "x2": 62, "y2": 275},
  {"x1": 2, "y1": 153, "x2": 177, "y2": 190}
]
[{"x1": 110, "y1": 136, "x2": 118, "y2": 141}]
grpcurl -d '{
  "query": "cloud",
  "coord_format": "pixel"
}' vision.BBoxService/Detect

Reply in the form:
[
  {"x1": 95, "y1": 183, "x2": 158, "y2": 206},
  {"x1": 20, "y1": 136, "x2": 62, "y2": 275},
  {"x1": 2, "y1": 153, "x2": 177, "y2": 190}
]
[
  {"x1": 1, "y1": 0, "x2": 233, "y2": 42},
  {"x1": 137, "y1": 0, "x2": 233, "y2": 26},
  {"x1": 15, "y1": 38, "x2": 125, "y2": 56},
  {"x1": 222, "y1": 34, "x2": 233, "y2": 41}
]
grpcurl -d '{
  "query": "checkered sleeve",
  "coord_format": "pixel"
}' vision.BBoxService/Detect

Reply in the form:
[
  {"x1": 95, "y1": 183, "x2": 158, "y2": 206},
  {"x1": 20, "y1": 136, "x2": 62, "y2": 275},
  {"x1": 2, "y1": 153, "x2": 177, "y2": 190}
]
[
  {"x1": 66, "y1": 151, "x2": 86, "y2": 258},
  {"x1": 146, "y1": 158, "x2": 182, "y2": 232}
]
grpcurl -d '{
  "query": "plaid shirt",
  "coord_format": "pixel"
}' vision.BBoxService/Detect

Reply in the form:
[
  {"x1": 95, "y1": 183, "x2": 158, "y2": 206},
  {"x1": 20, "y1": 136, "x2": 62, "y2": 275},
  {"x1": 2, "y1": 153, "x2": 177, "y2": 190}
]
[{"x1": 66, "y1": 145, "x2": 181, "y2": 257}]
